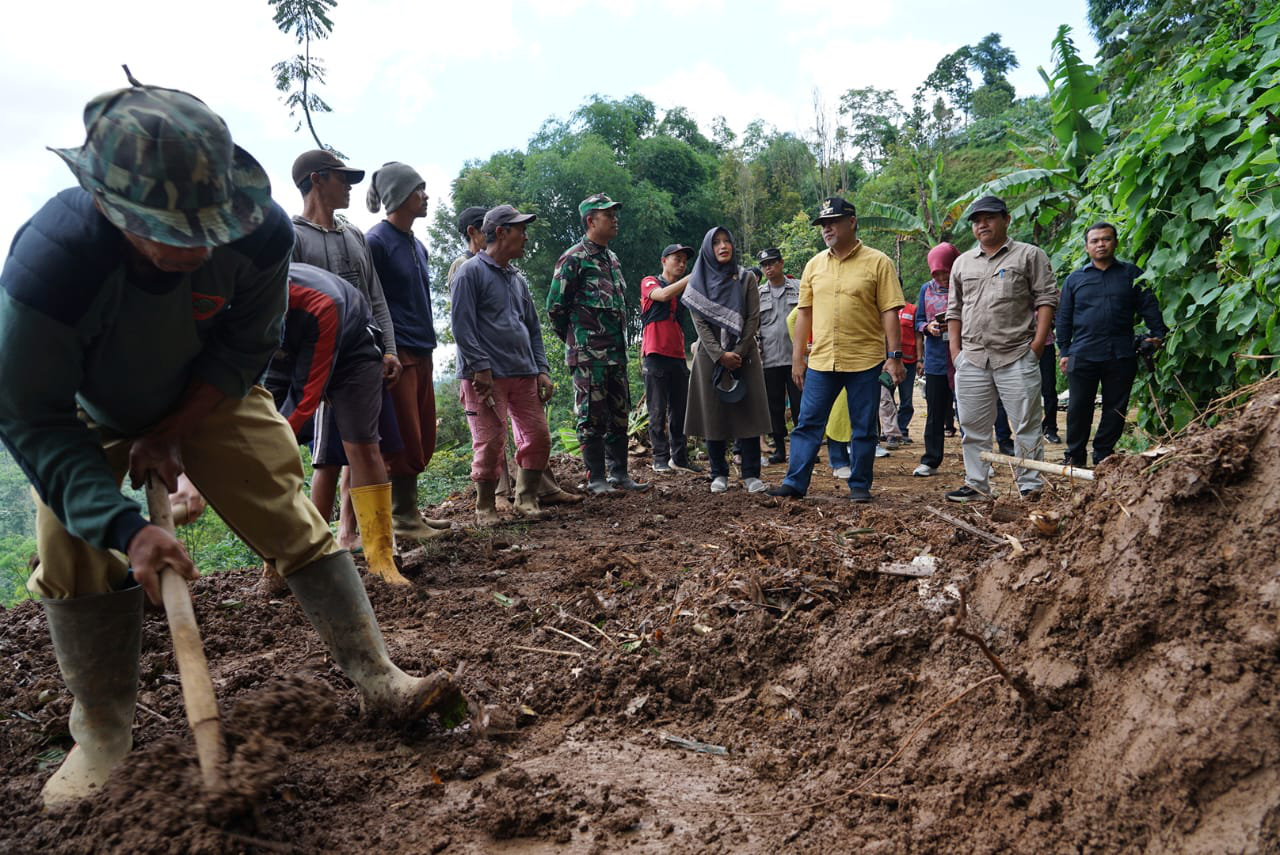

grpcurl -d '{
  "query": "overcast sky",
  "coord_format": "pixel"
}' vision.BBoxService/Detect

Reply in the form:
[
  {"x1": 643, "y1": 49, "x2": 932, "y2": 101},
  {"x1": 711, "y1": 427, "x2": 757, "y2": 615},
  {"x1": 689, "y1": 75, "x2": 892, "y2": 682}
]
[{"x1": 1, "y1": 0, "x2": 1097, "y2": 249}]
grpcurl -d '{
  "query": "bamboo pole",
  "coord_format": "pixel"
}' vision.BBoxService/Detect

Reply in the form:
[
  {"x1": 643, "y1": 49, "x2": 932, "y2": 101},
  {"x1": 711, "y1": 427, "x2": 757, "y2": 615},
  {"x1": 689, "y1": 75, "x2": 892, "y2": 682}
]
[
  {"x1": 979, "y1": 451, "x2": 1095, "y2": 481},
  {"x1": 145, "y1": 477, "x2": 225, "y2": 792}
]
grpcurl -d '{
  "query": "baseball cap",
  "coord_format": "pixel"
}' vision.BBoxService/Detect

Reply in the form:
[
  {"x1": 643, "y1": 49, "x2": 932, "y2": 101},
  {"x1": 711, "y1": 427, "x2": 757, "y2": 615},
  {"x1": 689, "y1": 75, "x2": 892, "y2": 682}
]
[
  {"x1": 662, "y1": 243, "x2": 694, "y2": 259},
  {"x1": 811, "y1": 196, "x2": 857, "y2": 224},
  {"x1": 292, "y1": 149, "x2": 365, "y2": 188},
  {"x1": 966, "y1": 195, "x2": 1009, "y2": 220},
  {"x1": 756, "y1": 247, "x2": 782, "y2": 263},
  {"x1": 456, "y1": 205, "x2": 488, "y2": 236},
  {"x1": 578, "y1": 193, "x2": 622, "y2": 218},
  {"x1": 482, "y1": 204, "x2": 536, "y2": 231},
  {"x1": 50, "y1": 82, "x2": 273, "y2": 248},
  {"x1": 712, "y1": 364, "x2": 747, "y2": 404}
]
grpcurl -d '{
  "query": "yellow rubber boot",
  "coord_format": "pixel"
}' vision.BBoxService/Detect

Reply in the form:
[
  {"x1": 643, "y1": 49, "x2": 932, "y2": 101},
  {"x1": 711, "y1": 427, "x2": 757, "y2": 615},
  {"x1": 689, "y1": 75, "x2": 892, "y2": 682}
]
[{"x1": 349, "y1": 483, "x2": 411, "y2": 586}]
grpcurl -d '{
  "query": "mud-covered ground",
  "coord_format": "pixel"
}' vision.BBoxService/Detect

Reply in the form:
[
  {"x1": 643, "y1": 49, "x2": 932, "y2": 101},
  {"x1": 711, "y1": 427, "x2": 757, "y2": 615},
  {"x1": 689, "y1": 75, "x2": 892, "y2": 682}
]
[{"x1": 2, "y1": 393, "x2": 1278, "y2": 854}]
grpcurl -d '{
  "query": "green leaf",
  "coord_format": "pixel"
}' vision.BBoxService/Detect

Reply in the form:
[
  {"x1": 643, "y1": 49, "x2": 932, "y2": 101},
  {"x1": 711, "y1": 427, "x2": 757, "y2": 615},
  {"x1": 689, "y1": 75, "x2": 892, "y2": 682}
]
[
  {"x1": 1202, "y1": 118, "x2": 1242, "y2": 150},
  {"x1": 1160, "y1": 133, "x2": 1193, "y2": 156},
  {"x1": 1190, "y1": 193, "x2": 1219, "y2": 221}
]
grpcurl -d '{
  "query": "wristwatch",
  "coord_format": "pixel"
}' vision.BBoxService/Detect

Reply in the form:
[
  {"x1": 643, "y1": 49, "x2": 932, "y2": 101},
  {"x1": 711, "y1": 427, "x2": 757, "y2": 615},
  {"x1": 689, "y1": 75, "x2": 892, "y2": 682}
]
[{"x1": 885, "y1": 350, "x2": 903, "y2": 359}]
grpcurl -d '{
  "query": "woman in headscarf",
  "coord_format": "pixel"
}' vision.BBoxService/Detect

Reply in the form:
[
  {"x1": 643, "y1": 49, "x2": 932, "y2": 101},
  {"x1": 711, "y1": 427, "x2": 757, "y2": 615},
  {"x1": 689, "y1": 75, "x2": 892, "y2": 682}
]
[
  {"x1": 912, "y1": 242, "x2": 960, "y2": 476},
  {"x1": 683, "y1": 226, "x2": 773, "y2": 493}
]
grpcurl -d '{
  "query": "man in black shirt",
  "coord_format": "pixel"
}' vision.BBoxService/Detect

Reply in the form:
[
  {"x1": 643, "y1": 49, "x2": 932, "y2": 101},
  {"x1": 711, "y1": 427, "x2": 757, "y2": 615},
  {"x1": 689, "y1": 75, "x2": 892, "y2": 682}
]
[{"x1": 1057, "y1": 223, "x2": 1168, "y2": 466}]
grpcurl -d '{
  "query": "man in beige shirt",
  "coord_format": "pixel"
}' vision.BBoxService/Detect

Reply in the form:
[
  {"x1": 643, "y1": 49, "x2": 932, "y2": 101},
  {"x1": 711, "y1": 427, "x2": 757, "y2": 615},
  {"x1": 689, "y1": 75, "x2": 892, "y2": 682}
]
[{"x1": 945, "y1": 195, "x2": 1058, "y2": 501}]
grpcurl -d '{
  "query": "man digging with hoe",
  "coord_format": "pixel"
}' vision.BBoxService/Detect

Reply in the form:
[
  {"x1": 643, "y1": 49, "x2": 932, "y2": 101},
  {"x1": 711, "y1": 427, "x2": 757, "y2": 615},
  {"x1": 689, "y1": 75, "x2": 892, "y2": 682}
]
[{"x1": 0, "y1": 75, "x2": 465, "y2": 808}]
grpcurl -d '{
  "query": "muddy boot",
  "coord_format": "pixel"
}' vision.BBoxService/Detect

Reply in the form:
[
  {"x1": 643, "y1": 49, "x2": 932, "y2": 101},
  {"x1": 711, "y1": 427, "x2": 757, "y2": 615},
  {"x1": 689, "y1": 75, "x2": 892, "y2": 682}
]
[
  {"x1": 285, "y1": 553, "x2": 467, "y2": 725},
  {"x1": 538, "y1": 470, "x2": 583, "y2": 505},
  {"x1": 258, "y1": 560, "x2": 288, "y2": 595},
  {"x1": 606, "y1": 437, "x2": 651, "y2": 492},
  {"x1": 475, "y1": 480, "x2": 501, "y2": 526},
  {"x1": 390, "y1": 476, "x2": 447, "y2": 541},
  {"x1": 495, "y1": 458, "x2": 515, "y2": 514},
  {"x1": 349, "y1": 483, "x2": 411, "y2": 586},
  {"x1": 40, "y1": 586, "x2": 143, "y2": 808},
  {"x1": 513, "y1": 468, "x2": 549, "y2": 520},
  {"x1": 582, "y1": 438, "x2": 617, "y2": 496}
]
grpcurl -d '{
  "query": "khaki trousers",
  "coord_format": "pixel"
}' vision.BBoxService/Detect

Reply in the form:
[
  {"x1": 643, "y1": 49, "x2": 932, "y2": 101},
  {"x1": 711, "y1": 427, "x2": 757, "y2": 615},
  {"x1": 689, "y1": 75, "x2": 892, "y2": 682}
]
[{"x1": 29, "y1": 387, "x2": 338, "y2": 599}]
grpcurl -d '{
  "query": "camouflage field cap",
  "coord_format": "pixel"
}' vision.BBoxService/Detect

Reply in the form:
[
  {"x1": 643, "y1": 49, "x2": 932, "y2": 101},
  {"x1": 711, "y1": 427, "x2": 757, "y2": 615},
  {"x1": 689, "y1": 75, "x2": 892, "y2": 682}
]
[
  {"x1": 50, "y1": 83, "x2": 272, "y2": 248},
  {"x1": 578, "y1": 193, "x2": 622, "y2": 219}
]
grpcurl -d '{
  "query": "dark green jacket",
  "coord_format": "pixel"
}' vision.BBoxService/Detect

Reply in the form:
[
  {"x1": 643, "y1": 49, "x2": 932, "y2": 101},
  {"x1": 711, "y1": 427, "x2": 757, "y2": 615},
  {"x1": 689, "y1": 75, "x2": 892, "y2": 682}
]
[{"x1": 0, "y1": 189, "x2": 292, "y2": 553}]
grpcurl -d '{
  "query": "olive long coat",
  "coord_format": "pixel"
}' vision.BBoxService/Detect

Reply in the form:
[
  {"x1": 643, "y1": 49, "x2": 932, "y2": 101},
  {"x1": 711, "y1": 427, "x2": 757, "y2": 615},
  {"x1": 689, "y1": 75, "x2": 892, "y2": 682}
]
[{"x1": 683, "y1": 268, "x2": 774, "y2": 441}]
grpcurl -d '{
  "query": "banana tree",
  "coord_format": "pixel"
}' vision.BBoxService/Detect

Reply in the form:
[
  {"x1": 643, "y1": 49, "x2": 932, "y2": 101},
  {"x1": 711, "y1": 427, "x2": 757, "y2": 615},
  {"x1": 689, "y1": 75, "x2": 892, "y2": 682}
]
[
  {"x1": 858, "y1": 153, "x2": 971, "y2": 264},
  {"x1": 960, "y1": 25, "x2": 1104, "y2": 244}
]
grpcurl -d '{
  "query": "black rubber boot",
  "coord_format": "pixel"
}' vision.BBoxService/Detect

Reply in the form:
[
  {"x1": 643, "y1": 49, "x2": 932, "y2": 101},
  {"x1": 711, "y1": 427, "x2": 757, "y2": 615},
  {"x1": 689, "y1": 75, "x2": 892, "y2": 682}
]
[
  {"x1": 605, "y1": 437, "x2": 651, "y2": 492},
  {"x1": 582, "y1": 438, "x2": 617, "y2": 495}
]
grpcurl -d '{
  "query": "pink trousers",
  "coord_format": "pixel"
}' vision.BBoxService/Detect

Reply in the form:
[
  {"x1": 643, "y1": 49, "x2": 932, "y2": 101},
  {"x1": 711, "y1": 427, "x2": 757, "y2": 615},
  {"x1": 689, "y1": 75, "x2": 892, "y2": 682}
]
[{"x1": 460, "y1": 376, "x2": 551, "y2": 482}]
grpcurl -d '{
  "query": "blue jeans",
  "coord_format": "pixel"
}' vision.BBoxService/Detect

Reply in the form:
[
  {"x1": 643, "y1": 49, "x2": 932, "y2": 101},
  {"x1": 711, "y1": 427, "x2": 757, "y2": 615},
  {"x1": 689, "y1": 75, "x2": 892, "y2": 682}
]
[
  {"x1": 782, "y1": 365, "x2": 882, "y2": 494},
  {"x1": 828, "y1": 436, "x2": 851, "y2": 470}
]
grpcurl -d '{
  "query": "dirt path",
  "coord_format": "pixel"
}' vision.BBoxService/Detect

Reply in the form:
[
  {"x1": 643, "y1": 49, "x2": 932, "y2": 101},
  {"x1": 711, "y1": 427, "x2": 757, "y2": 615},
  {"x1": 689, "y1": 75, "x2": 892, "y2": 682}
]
[{"x1": 2, "y1": 403, "x2": 1276, "y2": 853}]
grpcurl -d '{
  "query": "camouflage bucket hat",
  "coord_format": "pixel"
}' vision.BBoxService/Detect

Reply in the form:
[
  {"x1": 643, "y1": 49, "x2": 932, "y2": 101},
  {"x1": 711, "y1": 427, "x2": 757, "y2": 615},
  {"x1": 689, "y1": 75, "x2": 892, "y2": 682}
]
[{"x1": 49, "y1": 84, "x2": 272, "y2": 248}]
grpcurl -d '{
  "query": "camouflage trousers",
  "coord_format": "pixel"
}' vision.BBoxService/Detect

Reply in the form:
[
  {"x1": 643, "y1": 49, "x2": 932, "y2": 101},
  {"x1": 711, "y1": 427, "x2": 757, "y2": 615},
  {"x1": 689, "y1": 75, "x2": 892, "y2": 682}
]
[{"x1": 571, "y1": 362, "x2": 630, "y2": 444}]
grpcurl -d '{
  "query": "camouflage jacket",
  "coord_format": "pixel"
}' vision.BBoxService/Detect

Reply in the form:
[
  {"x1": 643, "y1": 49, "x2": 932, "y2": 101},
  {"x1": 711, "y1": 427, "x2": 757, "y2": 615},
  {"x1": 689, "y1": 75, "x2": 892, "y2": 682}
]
[{"x1": 547, "y1": 237, "x2": 628, "y2": 366}]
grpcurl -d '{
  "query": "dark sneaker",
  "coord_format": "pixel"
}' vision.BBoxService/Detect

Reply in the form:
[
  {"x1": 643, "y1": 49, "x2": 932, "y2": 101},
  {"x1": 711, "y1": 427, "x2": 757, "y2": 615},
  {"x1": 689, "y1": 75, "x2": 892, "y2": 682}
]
[
  {"x1": 1020, "y1": 487, "x2": 1043, "y2": 500},
  {"x1": 1043, "y1": 431, "x2": 1062, "y2": 444},
  {"x1": 767, "y1": 451, "x2": 786, "y2": 465},
  {"x1": 651, "y1": 460, "x2": 673, "y2": 473},
  {"x1": 945, "y1": 427, "x2": 957, "y2": 437},
  {"x1": 848, "y1": 487, "x2": 872, "y2": 503},
  {"x1": 766, "y1": 484, "x2": 803, "y2": 498},
  {"x1": 900, "y1": 436, "x2": 914, "y2": 445},
  {"x1": 885, "y1": 437, "x2": 902, "y2": 450},
  {"x1": 671, "y1": 459, "x2": 704, "y2": 473},
  {"x1": 997, "y1": 440, "x2": 1015, "y2": 456},
  {"x1": 945, "y1": 485, "x2": 990, "y2": 503},
  {"x1": 1061, "y1": 454, "x2": 1085, "y2": 467}
]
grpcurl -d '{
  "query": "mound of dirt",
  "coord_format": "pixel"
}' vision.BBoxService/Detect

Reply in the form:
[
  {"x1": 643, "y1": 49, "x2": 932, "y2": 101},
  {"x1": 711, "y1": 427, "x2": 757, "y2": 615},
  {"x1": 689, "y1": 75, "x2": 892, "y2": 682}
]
[{"x1": 1, "y1": 398, "x2": 1276, "y2": 852}]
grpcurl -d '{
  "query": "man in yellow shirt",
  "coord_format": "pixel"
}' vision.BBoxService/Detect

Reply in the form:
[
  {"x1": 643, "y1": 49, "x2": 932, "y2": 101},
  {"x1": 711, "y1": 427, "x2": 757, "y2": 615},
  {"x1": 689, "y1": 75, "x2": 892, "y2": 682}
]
[{"x1": 768, "y1": 197, "x2": 905, "y2": 502}]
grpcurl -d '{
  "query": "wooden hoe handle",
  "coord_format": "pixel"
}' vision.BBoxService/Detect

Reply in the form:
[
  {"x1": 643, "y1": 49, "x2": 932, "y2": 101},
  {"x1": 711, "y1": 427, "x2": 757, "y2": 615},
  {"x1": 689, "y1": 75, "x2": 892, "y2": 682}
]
[{"x1": 145, "y1": 476, "x2": 226, "y2": 792}]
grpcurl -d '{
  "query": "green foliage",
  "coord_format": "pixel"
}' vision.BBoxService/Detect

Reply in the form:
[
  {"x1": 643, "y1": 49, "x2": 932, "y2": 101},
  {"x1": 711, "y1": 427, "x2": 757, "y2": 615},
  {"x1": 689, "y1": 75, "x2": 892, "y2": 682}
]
[
  {"x1": 1080, "y1": 1, "x2": 1280, "y2": 430},
  {"x1": 961, "y1": 1, "x2": 1279, "y2": 434},
  {"x1": 0, "y1": 534, "x2": 36, "y2": 607}
]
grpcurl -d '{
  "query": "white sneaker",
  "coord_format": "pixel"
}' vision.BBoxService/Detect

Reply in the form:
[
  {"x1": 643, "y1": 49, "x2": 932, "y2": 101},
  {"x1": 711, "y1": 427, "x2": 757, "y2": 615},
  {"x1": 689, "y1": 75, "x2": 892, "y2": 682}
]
[
  {"x1": 913, "y1": 463, "x2": 938, "y2": 477},
  {"x1": 875, "y1": 446, "x2": 890, "y2": 458},
  {"x1": 832, "y1": 466, "x2": 852, "y2": 479},
  {"x1": 710, "y1": 475, "x2": 729, "y2": 493},
  {"x1": 743, "y1": 477, "x2": 767, "y2": 493}
]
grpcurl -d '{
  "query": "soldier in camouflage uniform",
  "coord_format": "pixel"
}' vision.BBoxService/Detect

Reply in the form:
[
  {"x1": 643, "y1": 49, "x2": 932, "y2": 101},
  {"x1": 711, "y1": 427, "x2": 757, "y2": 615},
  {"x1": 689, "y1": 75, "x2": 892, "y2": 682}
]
[
  {"x1": 547, "y1": 193, "x2": 650, "y2": 495},
  {"x1": 0, "y1": 78, "x2": 464, "y2": 808}
]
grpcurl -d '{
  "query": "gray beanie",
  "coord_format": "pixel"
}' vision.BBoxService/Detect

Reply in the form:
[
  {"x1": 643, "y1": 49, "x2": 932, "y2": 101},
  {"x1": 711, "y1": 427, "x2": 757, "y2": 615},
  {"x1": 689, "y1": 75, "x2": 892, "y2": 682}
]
[{"x1": 365, "y1": 161, "x2": 425, "y2": 213}]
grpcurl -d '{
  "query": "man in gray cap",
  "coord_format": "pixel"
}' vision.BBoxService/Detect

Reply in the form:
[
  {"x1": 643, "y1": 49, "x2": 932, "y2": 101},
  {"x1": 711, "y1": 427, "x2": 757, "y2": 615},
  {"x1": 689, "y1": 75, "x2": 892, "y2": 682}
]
[
  {"x1": 451, "y1": 205, "x2": 555, "y2": 526},
  {"x1": 945, "y1": 194, "x2": 1059, "y2": 502},
  {"x1": 755, "y1": 247, "x2": 802, "y2": 464},
  {"x1": 291, "y1": 148, "x2": 402, "y2": 552},
  {"x1": 448, "y1": 204, "x2": 582, "y2": 510},
  {"x1": 0, "y1": 78, "x2": 465, "y2": 808}
]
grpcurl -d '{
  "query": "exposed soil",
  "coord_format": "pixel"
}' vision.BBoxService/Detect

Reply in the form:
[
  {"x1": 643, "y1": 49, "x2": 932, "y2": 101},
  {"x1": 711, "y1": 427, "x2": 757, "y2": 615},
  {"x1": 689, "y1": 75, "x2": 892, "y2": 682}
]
[{"x1": 2, "y1": 390, "x2": 1278, "y2": 853}]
